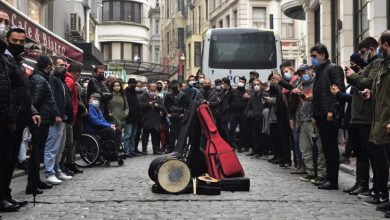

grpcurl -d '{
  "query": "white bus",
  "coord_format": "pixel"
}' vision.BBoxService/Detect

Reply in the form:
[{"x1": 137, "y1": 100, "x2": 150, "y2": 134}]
[{"x1": 202, "y1": 28, "x2": 282, "y2": 85}]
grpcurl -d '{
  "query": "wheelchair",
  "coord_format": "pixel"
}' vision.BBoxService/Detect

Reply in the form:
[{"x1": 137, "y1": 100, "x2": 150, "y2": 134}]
[{"x1": 75, "y1": 133, "x2": 125, "y2": 167}]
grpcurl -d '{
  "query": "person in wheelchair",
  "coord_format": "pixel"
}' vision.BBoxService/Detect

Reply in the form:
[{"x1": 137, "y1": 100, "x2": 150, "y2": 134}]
[{"x1": 83, "y1": 93, "x2": 122, "y2": 151}]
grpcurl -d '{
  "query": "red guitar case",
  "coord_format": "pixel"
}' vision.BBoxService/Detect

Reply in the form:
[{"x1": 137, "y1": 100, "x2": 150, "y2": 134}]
[{"x1": 197, "y1": 104, "x2": 245, "y2": 179}]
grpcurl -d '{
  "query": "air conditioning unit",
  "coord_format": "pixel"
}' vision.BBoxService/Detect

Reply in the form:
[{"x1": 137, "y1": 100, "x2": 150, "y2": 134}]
[{"x1": 70, "y1": 13, "x2": 83, "y2": 38}]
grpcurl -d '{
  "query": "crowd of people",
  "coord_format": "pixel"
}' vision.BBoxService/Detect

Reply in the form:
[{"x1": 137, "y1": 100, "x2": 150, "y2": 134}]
[{"x1": 2, "y1": 8, "x2": 390, "y2": 217}]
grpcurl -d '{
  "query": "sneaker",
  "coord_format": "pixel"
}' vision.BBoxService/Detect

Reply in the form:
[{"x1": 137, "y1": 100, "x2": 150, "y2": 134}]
[
  {"x1": 311, "y1": 177, "x2": 327, "y2": 186},
  {"x1": 46, "y1": 175, "x2": 62, "y2": 185},
  {"x1": 300, "y1": 174, "x2": 316, "y2": 182},
  {"x1": 358, "y1": 189, "x2": 374, "y2": 199},
  {"x1": 57, "y1": 172, "x2": 72, "y2": 180},
  {"x1": 364, "y1": 192, "x2": 388, "y2": 205}
]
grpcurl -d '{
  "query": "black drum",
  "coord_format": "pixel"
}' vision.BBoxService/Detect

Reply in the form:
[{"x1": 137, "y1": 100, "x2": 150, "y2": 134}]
[{"x1": 148, "y1": 155, "x2": 191, "y2": 194}]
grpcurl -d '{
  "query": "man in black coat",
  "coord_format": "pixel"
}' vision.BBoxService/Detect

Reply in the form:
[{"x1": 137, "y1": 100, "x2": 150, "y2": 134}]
[
  {"x1": 164, "y1": 80, "x2": 186, "y2": 153},
  {"x1": 219, "y1": 77, "x2": 233, "y2": 146},
  {"x1": 139, "y1": 83, "x2": 165, "y2": 155},
  {"x1": 229, "y1": 76, "x2": 250, "y2": 152},
  {"x1": 310, "y1": 44, "x2": 346, "y2": 190},
  {"x1": 123, "y1": 78, "x2": 142, "y2": 157},
  {"x1": 0, "y1": 27, "x2": 41, "y2": 212},
  {"x1": 27, "y1": 55, "x2": 61, "y2": 195},
  {"x1": 87, "y1": 66, "x2": 112, "y2": 115}
]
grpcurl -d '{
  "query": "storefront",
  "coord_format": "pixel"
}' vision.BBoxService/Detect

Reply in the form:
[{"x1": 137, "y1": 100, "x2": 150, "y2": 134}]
[{"x1": 0, "y1": 1, "x2": 83, "y2": 74}]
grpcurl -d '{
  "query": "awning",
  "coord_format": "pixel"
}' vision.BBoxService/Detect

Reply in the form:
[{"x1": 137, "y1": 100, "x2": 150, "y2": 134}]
[{"x1": 0, "y1": 1, "x2": 84, "y2": 64}]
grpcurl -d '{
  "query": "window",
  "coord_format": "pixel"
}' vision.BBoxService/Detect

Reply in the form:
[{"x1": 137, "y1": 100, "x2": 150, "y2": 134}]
[
  {"x1": 101, "y1": 42, "x2": 142, "y2": 61},
  {"x1": 314, "y1": 6, "x2": 320, "y2": 44},
  {"x1": 102, "y1": 0, "x2": 142, "y2": 23},
  {"x1": 226, "y1": 15, "x2": 230, "y2": 27},
  {"x1": 178, "y1": 0, "x2": 185, "y2": 13},
  {"x1": 198, "y1": 6, "x2": 202, "y2": 33},
  {"x1": 155, "y1": 47, "x2": 160, "y2": 63},
  {"x1": 252, "y1": 7, "x2": 266, "y2": 28},
  {"x1": 219, "y1": 20, "x2": 223, "y2": 28},
  {"x1": 178, "y1": 28, "x2": 185, "y2": 50},
  {"x1": 354, "y1": 0, "x2": 369, "y2": 50},
  {"x1": 281, "y1": 14, "x2": 294, "y2": 38},
  {"x1": 188, "y1": 43, "x2": 191, "y2": 68},
  {"x1": 167, "y1": 32, "x2": 170, "y2": 54},
  {"x1": 29, "y1": 0, "x2": 41, "y2": 24},
  {"x1": 205, "y1": 0, "x2": 208, "y2": 19},
  {"x1": 210, "y1": 0, "x2": 215, "y2": 11},
  {"x1": 166, "y1": 0, "x2": 170, "y2": 17},
  {"x1": 195, "y1": 42, "x2": 202, "y2": 67},
  {"x1": 332, "y1": 0, "x2": 341, "y2": 63},
  {"x1": 155, "y1": 19, "x2": 160, "y2": 34},
  {"x1": 233, "y1": 10, "x2": 237, "y2": 27}
]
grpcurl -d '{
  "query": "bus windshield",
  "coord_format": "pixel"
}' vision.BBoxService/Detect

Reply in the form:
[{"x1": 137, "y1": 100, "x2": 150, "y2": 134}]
[{"x1": 209, "y1": 31, "x2": 277, "y2": 69}]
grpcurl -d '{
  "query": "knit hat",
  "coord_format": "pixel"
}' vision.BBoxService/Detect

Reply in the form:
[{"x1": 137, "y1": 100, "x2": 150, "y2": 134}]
[{"x1": 350, "y1": 53, "x2": 367, "y2": 69}]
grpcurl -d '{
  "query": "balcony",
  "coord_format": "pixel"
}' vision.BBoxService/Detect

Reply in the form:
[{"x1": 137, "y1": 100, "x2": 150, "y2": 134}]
[{"x1": 281, "y1": 0, "x2": 305, "y2": 20}]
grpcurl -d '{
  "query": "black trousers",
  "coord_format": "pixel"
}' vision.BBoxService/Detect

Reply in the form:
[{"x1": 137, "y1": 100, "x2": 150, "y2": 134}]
[
  {"x1": 372, "y1": 144, "x2": 389, "y2": 194},
  {"x1": 135, "y1": 122, "x2": 142, "y2": 152},
  {"x1": 249, "y1": 117, "x2": 264, "y2": 154},
  {"x1": 168, "y1": 117, "x2": 181, "y2": 152},
  {"x1": 316, "y1": 119, "x2": 339, "y2": 186},
  {"x1": 142, "y1": 128, "x2": 160, "y2": 153},
  {"x1": 27, "y1": 123, "x2": 50, "y2": 190},
  {"x1": 270, "y1": 122, "x2": 291, "y2": 163},
  {"x1": 229, "y1": 114, "x2": 247, "y2": 149}
]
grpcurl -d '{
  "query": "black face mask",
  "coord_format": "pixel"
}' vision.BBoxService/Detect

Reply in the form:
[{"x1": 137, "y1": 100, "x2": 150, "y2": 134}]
[
  {"x1": 203, "y1": 86, "x2": 211, "y2": 90},
  {"x1": 96, "y1": 74, "x2": 105, "y2": 81},
  {"x1": 7, "y1": 43, "x2": 24, "y2": 58},
  {"x1": 54, "y1": 67, "x2": 67, "y2": 82},
  {"x1": 157, "y1": 87, "x2": 163, "y2": 92},
  {"x1": 350, "y1": 65, "x2": 360, "y2": 73},
  {"x1": 172, "y1": 86, "x2": 179, "y2": 92}
]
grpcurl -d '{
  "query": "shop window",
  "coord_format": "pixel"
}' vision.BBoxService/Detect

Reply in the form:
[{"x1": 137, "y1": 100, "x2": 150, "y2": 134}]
[
  {"x1": 252, "y1": 7, "x2": 266, "y2": 28},
  {"x1": 29, "y1": 0, "x2": 41, "y2": 24},
  {"x1": 354, "y1": 0, "x2": 369, "y2": 50},
  {"x1": 281, "y1": 14, "x2": 294, "y2": 39},
  {"x1": 101, "y1": 42, "x2": 142, "y2": 61},
  {"x1": 102, "y1": 0, "x2": 142, "y2": 24}
]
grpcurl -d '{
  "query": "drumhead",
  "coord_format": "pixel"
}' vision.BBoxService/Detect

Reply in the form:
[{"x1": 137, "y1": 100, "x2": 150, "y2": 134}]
[{"x1": 157, "y1": 159, "x2": 191, "y2": 193}]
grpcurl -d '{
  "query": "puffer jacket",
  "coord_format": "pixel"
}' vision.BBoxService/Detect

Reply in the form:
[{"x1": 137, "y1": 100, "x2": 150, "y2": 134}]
[
  {"x1": 312, "y1": 60, "x2": 346, "y2": 118},
  {"x1": 370, "y1": 57, "x2": 390, "y2": 145},
  {"x1": 30, "y1": 69, "x2": 60, "y2": 125}
]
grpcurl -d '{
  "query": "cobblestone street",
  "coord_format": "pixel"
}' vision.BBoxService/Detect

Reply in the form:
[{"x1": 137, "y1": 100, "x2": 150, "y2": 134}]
[{"x1": 0, "y1": 151, "x2": 383, "y2": 220}]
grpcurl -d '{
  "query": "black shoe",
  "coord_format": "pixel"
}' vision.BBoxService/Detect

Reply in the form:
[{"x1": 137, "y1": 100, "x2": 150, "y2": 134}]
[
  {"x1": 142, "y1": 151, "x2": 148, "y2": 155},
  {"x1": 364, "y1": 192, "x2": 389, "y2": 205},
  {"x1": 271, "y1": 158, "x2": 284, "y2": 165},
  {"x1": 0, "y1": 200, "x2": 20, "y2": 212},
  {"x1": 131, "y1": 152, "x2": 142, "y2": 156},
  {"x1": 385, "y1": 211, "x2": 390, "y2": 218},
  {"x1": 246, "y1": 152, "x2": 256, "y2": 156},
  {"x1": 243, "y1": 148, "x2": 249, "y2": 152},
  {"x1": 63, "y1": 167, "x2": 75, "y2": 176},
  {"x1": 358, "y1": 189, "x2": 374, "y2": 199},
  {"x1": 25, "y1": 188, "x2": 43, "y2": 195},
  {"x1": 343, "y1": 182, "x2": 359, "y2": 193},
  {"x1": 125, "y1": 153, "x2": 134, "y2": 158},
  {"x1": 350, "y1": 185, "x2": 369, "y2": 195},
  {"x1": 311, "y1": 177, "x2": 327, "y2": 186},
  {"x1": 251, "y1": 154, "x2": 262, "y2": 159},
  {"x1": 377, "y1": 202, "x2": 390, "y2": 212},
  {"x1": 278, "y1": 162, "x2": 291, "y2": 168},
  {"x1": 238, "y1": 148, "x2": 243, "y2": 153},
  {"x1": 38, "y1": 182, "x2": 53, "y2": 190},
  {"x1": 16, "y1": 160, "x2": 28, "y2": 171},
  {"x1": 7, "y1": 198, "x2": 28, "y2": 207},
  {"x1": 67, "y1": 163, "x2": 83, "y2": 174},
  {"x1": 318, "y1": 181, "x2": 338, "y2": 190}
]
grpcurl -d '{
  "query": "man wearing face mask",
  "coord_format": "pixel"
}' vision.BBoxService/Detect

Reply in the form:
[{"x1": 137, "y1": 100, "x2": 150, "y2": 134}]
[
  {"x1": 219, "y1": 77, "x2": 234, "y2": 146},
  {"x1": 183, "y1": 75, "x2": 202, "y2": 107},
  {"x1": 156, "y1": 81, "x2": 165, "y2": 98},
  {"x1": 140, "y1": 83, "x2": 165, "y2": 155},
  {"x1": 27, "y1": 55, "x2": 61, "y2": 195},
  {"x1": 87, "y1": 66, "x2": 112, "y2": 116},
  {"x1": 230, "y1": 76, "x2": 249, "y2": 152},
  {"x1": 340, "y1": 37, "x2": 382, "y2": 200},
  {"x1": 310, "y1": 44, "x2": 345, "y2": 190},
  {"x1": 43, "y1": 57, "x2": 73, "y2": 185},
  {"x1": 198, "y1": 73, "x2": 206, "y2": 87},
  {"x1": 164, "y1": 80, "x2": 186, "y2": 153},
  {"x1": 0, "y1": 11, "x2": 10, "y2": 53}
]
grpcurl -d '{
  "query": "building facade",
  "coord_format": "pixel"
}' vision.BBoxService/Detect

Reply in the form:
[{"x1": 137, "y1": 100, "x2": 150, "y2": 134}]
[
  {"x1": 149, "y1": 0, "x2": 161, "y2": 64},
  {"x1": 282, "y1": 0, "x2": 390, "y2": 66}
]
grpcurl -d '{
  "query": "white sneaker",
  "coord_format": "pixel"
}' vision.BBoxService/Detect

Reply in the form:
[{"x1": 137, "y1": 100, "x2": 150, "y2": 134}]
[
  {"x1": 46, "y1": 175, "x2": 62, "y2": 185},
  {"x1": 57, "y1": 172, "x2": 72, "y2": 180}
]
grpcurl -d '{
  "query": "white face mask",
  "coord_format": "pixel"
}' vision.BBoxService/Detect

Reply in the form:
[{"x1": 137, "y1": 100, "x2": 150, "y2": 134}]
[
  {"x1": 91, "y1": 100, "x2": 100, "y2": 107},
  {"x1": 149, "y1": 91, "x2": 156, "y2": 96},
  {"x1": 135, "y1": 87, "x2": 143, "y2": 92},
  {"x1": 199, "y1": 78, "x2": 205, "y2": 84},
  {"x1": 189, "y1": 80, "x2": 196, "y2": 86},
  {"x1": 215, "y1": 85, "x2": 221, "y2": 90},
  {"x1": 0, "y1": 23, "x2": 8, "y2": 38},
  {"x1": 254, "y1": 85, "x2": 261, "y2": 92},
  {"x1": 238, "y1": 82, "x2": 245, "y2": 88},
  {"x1": 83, "y1": 83, "x2": 88, "y2": 88}
]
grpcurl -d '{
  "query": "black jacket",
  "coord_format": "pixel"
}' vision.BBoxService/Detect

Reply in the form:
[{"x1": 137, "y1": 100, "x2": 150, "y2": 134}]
[
  {"x1": 219, "y1": 88, "x2": 233, "y2": 122},
  {"x1": 313, "y1": 60, "x2": 346, "y2": 118},
  {"x1": 30, "y1": 69, "x2": 60, "y2": 125},
  {"x1": 269, "y1": 85, "x2": 289, "y2": 122},
  {"x1": 246, "y1": 91, "x2": 264, "y2": 119},
  {"x1": 164, "y1": 90, "x2": 186, "y2": 118},
  {"x1": 335, "y1": 86, "x2": 354, "y2": 129},
  {"x1": 139, "y1": 92, "x2": 165, "y2": 131},
  {"x1": 49, "y1": 69, "x2": 73, "y2": 123},
  {"x1": 200, "y1": 88, "x2": 220, "y2": 117},
  {"x1": 124, "y1": 87, "x2": 142, "y2": 124},
  {"x1": 230, "y1": 87, "x2": 248, "y2": 114},
  {"x1": 87, "y1": 77, "x2": 112, "y2": 113}
]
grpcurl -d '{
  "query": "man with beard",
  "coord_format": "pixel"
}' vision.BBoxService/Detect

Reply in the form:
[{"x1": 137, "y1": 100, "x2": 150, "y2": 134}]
[{"x1": 87, "y1": 66, "x2": 112, "y2": 116}]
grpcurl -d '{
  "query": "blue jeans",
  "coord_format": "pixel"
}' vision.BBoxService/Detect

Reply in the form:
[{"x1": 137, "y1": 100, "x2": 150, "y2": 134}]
[
  {"x1": 124, "y1": 123, "x2": 138, "y2": 154},
  {"x1": 44, "y1": 122, "x2": 66, "y2": 176},
  {"x1": 292, "y1": 128, "x2": 302, "y2": 160}
]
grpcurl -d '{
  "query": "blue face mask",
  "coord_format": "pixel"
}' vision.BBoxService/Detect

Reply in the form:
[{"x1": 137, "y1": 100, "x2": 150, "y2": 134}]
[
  {"x1": 301, "y1": 74, "x2": 311, "y2": 82},
  {"x1": 283, "y1": 72, "x2": 292, "y2": 81},
  {"x1": 311, "y1": 58, "x2": 321, "y2": 67},
  {"x1": 377, "y1": 47, "x2": 384, "y2": 58}
]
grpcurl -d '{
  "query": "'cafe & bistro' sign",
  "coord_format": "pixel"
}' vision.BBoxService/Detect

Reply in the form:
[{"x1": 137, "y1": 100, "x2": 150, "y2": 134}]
[{"x1": 0, "y1": 2, "x2": 83, "y2": 63}]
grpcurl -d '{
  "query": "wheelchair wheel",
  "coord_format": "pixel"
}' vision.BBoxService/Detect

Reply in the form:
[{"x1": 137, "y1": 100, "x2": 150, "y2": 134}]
[{"x1": 75, "y1": 134, "x2": 101, "y2": 167}]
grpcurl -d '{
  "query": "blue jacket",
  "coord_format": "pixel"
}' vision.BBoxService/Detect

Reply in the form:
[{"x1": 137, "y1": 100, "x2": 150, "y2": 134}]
[{"x1": 83, "y1": 104, "x2": 111, "y2": 133}]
